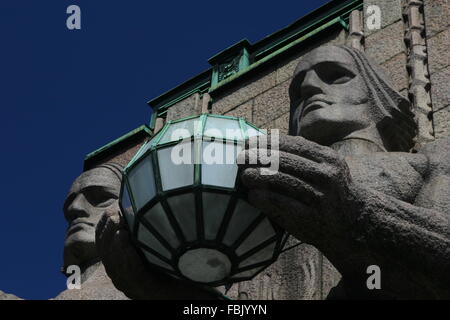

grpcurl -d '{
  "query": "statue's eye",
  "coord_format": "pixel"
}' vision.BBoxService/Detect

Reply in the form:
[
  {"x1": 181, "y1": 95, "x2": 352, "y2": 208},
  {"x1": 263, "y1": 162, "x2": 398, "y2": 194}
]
[
  {"x1": 315, "y1": 63, "x2": 355, "y2": 85},
  {"x1": 83, "y1": 187, "x2": 117, "y2": 208},
  {"x1": 327, "y1": 74, "x2": 352, "y2": 84}
]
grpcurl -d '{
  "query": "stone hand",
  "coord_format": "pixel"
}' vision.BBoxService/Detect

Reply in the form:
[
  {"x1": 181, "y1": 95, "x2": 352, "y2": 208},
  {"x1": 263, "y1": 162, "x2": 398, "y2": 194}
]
[
  {"x1": 238, "y1": 135, "x2": 450, "y2": 298},
  {"x1": 95, "y1": 206, "x2": 221, "y2": 300},
  {"x1": 238, "y1": 134, "x2": 361, "y2": 254}
]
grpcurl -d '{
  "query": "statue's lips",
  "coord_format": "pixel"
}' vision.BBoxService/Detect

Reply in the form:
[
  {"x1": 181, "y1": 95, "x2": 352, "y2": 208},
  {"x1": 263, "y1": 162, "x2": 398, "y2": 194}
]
[
  {"x1": 302, "y1": 99, "x2": 332, "y2": 116},
  {"x1": 67, "y1": 220, "x2": 95, "y2": 235}
]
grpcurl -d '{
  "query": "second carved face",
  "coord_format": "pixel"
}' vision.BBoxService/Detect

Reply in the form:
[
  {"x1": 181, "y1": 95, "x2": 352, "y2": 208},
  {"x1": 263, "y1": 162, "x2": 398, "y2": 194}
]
[
  {"x1": 290, "y1": 46, "x2": 372, "y2": 146},
  {"x1": 63, "y1": 166, "x2": 121, "y2": 268}
]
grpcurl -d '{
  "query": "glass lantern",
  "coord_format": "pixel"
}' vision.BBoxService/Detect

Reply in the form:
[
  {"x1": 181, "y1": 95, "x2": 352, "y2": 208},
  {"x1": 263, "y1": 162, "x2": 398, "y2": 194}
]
[{"x1": 119, "y1": 114, "x2": 288, "y2": 286}]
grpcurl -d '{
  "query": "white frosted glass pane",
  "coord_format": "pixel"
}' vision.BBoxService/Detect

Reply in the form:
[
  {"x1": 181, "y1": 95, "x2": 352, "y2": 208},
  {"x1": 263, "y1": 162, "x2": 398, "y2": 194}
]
[
  {"x1": 167, "y1": 193, "x2": 197, "y2": 242},
  {"x1": 137, "y1": 224, "x2": 171, "y2": 259},
  {"x1": 178, "y1": 248, "x2": 231, "y2": 283},
  {"x1": 202, "y1": 193, "x2": 230, "y2": 240},
  {"x1": 178, "y1": 249, "x2": 231, "y2": 283},
  {"x1": 159, "y1": 118, "x2": 200, "y2": 144},
  {"x1": 158, "y1": 143, "x2": 194, "y2": 191},
  {"x1": 201, "y1": 142, "x2": 242, "y2": 188},
  {"x1": 128, "y1": 157, "x2": 157, "y2": 211},
  {"x1": 223, "y1": 200, "x2": 261, "y2": 246},
  {"x1": 232, "y1": 266, "x2": 265, "y2": 279},
  {"x1": 236, "y1": 218, "x2": 276, "y2": 255},
  {"x1": 121, "y1": 185, "x2": 135, "y2": 230},
  {"x1": 204, "y1": 117, "x2": 243, "y2": 140},
  {"x1": 143, "y1": 250, "x2": 173, "y2": 271},
  {"x1": 143, "y1": 203, "x2": 179, "y2": 249},
  {"x1": 238, "y1": 242, "x2": 276, "y2": 268}
]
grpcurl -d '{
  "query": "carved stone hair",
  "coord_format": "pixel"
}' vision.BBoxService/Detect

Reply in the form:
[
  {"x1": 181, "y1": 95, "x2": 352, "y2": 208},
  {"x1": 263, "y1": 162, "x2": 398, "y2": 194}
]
[
  {"x1": 93, "y1": 162, "x2": 124, "y2": 181},
  {"x1": 289, "y1": 45, "x2": 417, "y2": 152}
]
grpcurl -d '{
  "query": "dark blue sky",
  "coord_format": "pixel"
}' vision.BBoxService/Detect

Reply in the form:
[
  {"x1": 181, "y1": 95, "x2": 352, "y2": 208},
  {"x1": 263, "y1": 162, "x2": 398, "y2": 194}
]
[{"x1": 0, "y1": 0, "x2": 329, "y2": 299}]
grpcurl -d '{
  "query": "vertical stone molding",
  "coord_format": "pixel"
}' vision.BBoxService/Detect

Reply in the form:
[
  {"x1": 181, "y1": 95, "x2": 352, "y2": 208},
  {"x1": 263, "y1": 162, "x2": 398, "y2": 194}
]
[
  {"x1": 347, "y1": 10, "x2": 365, "y2": 50},
  {"x1": 201, "y1": 93, "x2": 211, "y2": 114},
  {"x1": 403, "y1": 0, "x2": 435, "y2": 145}
]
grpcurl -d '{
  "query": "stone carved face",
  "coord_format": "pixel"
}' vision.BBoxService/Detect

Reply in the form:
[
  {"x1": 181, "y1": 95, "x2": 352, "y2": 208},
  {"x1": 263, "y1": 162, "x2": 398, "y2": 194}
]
[
  {"x1": 63, "y1": 166, "x2": 121, "y2": 268},
  {"x1": 289, "y1": 45, "x2": 416, "y2": 152},
  {"x1": 289, "y1": 46, "x2": 372, "y2": 146}
]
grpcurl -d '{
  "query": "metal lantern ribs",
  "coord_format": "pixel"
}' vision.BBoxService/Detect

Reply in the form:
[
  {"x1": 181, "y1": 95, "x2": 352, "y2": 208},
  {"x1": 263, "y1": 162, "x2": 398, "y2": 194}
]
[{"x1": 119, "y1": 114, "x2": 287, "y2": 286}]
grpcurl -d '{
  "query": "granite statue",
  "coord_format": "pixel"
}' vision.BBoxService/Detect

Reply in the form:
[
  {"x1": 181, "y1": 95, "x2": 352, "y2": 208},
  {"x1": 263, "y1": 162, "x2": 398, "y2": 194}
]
[
  {"x1": 0, "y1": 163, "x2": 130, "y2": 300},
  {"x1": 96, "y1": 45, "x2": 450, "y2": 299},
  {"x1": 239, "y1": 45, "x2": 450, "y2": 299},
  {"x1": 54, "y1": 162, "x2": 129, "y2": 299}
]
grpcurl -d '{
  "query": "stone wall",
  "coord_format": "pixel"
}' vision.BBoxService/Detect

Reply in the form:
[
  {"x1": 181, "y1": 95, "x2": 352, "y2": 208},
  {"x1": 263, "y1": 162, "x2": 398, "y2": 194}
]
[
  {"x1": 166, "y1": 93, "x2": 203, "y2": 121},
  {"x1": 94, "y1": 139, "x2": 148, "y2": 169},
  {"x1": 362, "y1": 0, "x2": 450, "y2": 142},
  {"x1": 424, "y1": 0, "x2": 450, "y2": 139}
]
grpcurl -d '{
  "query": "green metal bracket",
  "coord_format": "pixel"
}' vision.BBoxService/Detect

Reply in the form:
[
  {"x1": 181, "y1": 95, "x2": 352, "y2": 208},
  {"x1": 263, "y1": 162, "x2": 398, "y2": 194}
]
[
  {"x1": 338, "y1": 16, "x2": 349, "y2": 30},
  {"x1": 210, "y1": 40, "x2": 251, "y2": 87}
]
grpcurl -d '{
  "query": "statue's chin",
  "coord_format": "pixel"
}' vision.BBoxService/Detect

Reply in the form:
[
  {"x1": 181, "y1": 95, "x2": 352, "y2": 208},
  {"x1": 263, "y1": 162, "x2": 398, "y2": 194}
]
[
  {"x1": 299, "y1": 115, "x2": 370, "y2": 146},
  {"x1": 64, "y1": 232, "x2": 97, "y2": 268},
  {"x1": 299, "y1": 122, "x2": 340, "y2": 146}
]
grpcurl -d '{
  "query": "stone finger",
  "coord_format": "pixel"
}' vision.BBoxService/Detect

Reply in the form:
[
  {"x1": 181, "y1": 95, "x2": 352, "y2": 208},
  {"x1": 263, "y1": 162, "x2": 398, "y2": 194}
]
[
  {"x1": 95, "y1": 206, "x2": 125, "y2": 257},
  {"x1": 239, "y1": 149, "x2": 332, "y2": 184},
  {"x1": 246, "y1": 134, "x2": 338, "y2": 163},
  {"x1": 247, "y1": 189, "x2": 320, "y2": 243},
  {"x1": 241, "y1": 167, "x2": 324, "y2": 205}
]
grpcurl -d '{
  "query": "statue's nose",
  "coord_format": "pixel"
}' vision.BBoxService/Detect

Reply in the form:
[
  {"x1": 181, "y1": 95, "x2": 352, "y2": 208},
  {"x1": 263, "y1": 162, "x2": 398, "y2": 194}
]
[
  {"x1": 300, "y1": 70, "x2": 323, "y2": 99},
  {"x1": 65, "y1": 193, "x2": 89, "y2": 221}
]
